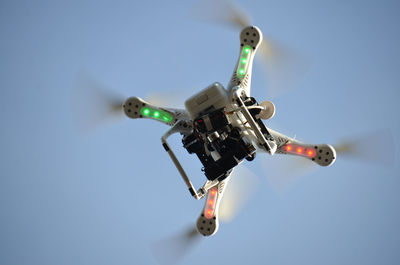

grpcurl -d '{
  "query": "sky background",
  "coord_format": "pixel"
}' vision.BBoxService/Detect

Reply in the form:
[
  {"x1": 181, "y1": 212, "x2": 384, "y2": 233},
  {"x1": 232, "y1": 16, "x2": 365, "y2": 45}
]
[{"x1": 1, "y1": 0, "x2": 400, "y2": 264}]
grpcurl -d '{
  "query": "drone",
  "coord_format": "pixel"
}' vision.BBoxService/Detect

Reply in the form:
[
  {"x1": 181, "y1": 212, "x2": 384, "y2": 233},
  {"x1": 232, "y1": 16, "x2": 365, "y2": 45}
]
[{"x1": 121, "y1": 26, "x2": 336, "y2": 237}]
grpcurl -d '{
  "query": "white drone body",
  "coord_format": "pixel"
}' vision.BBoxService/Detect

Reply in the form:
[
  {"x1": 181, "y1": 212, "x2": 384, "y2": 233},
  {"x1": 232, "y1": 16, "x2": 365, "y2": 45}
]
[{"x1": 123, "y1": 26, "x2": 336, "y2": 237}]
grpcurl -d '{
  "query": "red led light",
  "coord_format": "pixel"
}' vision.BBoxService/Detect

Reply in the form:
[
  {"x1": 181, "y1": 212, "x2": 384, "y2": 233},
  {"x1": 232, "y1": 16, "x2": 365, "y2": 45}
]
[
  {"x1": 204, "y1": 187, "x2": 218, "y2": 219},
  {"x1": 307, "y1": 149, "x2": 315, "y2": 157},
  {"x1": 205, "y1": 209, "x2": 213, "y2": 218},
  {"x1": 296, "y1": 147, "x2": 304, "y2": 153},
  {"x1": 286, "y1": 145, "x2": 293, "y2": 151}
]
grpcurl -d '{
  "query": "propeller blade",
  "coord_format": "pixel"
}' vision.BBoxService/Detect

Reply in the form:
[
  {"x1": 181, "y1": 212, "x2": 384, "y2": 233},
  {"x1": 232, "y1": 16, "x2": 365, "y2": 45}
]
[
  {"x1": 219, "y1": 165, "x2": 259, "y2": 222},
  {"x1": 151, "y1": 166, "x2": 259, "y2": 264},
  {"x1": 334, "y1": 129, "x2": 396, "y2": 166},
  {"x1": 192, "y1": 0, "x2": 311, "y2": 98},
  {"x1": 261, "y1": 129, "x2": 395, "y2": 192},
  {"x1": 151, "y1": 225, "x2": 202, "y2": 265},
  {"x1": 261, "y1": 155, "x2": 316, "y2": 193},
  {"x1": 145, "y1": 89, "x2": 195, "y2": 109},
  {"x1": 72, "y1": 71, "x2": 125, "y2": 132},
  {"x1": 192, "y1": 0, "x2": 251, "y2": 29},
  {"x1": 257, "y1": 39, "x2": 312, "y2": 98}
]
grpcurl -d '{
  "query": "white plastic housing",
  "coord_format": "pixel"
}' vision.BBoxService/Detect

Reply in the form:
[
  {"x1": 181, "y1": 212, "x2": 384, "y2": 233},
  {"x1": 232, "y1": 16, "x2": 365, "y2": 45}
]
[{"x1": 184, "y1": 82, "x2": 229, "y2": 119}]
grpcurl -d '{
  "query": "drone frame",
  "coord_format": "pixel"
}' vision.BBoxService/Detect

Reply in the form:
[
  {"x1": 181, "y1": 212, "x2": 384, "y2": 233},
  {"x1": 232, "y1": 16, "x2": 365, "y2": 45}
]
[{"x1": 122, "y1": 25, "x2": 336, "y2": 236}]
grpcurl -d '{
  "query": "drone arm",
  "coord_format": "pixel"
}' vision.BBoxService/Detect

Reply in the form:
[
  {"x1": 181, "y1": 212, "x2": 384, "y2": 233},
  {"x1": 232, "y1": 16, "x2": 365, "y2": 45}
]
[
  {"x1": 123, "y1": 96, "x2": 189, "y2": 126},
  {"x1": 196, "y1": 175, "x2": 231, "y2": 236},
  {"x1": 268, "y1": 128, "x2": 336, "y2": 166},
  {"x1": 227, "y1": 26, "x2": 263, "y2": 96}
]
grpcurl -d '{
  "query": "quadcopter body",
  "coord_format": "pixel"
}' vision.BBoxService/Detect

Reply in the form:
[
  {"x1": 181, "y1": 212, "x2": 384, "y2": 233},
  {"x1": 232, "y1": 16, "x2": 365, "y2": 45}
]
[{"x1": 123, "y1": 26, "x2": 336, "y2": 236}]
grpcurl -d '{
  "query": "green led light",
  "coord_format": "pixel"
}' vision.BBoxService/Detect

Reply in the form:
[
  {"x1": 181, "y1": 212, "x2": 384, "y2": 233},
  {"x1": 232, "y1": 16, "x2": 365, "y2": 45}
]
[
  {"x1": 236, "y1": 45, "x2": 252, "y2": 79},
  {"x1": 140, "y1": 106, "x2": 174, "y2": 123},
  {"x1": 163, "y1": 115, "x2": 173, "y2": 122}
]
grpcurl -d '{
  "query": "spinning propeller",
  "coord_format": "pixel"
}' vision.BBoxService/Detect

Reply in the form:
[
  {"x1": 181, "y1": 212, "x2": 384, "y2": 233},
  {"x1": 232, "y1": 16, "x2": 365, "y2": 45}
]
[
  {"x1": 334, "y1": 129, "x2": 395, "y2": 166},
  {"x1": 192, "y1": 0, "x2": 311, "y2": 98},
  {"x1": 72, "y1": 71, "x2": 125, "y2": 132},
  {"x1": 151, "y1": 226, "x2": 202, "y2": 265},
  {"x1": 263, "y1": 129, "x2": 396, "y2": 192},
  {"x1": 151, "y1": 165, "x2": 258, "y2": 265}
]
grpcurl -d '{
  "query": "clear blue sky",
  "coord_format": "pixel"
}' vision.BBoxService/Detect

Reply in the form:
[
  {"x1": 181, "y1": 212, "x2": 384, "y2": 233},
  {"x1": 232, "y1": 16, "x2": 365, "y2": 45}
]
[{"x1": 1, "y1": 0, "x2": 400, "y2": 265}]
